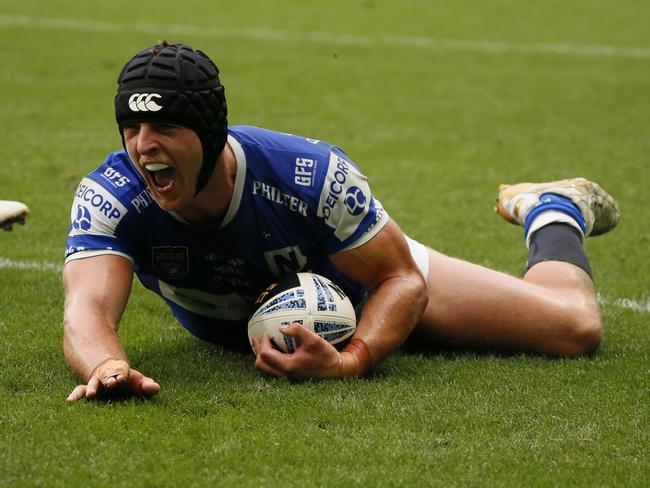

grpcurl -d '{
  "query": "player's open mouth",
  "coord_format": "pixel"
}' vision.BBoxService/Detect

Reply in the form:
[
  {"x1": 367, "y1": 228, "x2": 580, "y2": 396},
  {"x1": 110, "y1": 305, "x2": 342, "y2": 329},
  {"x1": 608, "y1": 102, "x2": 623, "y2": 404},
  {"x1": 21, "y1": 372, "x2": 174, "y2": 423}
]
[{"x1": 145, "y1": 163, "x2": 175, "y2": 190}]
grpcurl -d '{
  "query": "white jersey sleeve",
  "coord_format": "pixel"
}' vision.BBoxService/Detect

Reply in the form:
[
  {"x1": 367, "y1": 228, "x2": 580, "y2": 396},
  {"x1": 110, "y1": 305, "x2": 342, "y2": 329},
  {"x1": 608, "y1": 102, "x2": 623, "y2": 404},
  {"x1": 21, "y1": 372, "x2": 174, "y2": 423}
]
[
  {"x1": 316, "y1": 149, "x2": 388, "y2": 250},
  {"x1": 65, "y1": 152, "x2": 145, "y2": 264}
]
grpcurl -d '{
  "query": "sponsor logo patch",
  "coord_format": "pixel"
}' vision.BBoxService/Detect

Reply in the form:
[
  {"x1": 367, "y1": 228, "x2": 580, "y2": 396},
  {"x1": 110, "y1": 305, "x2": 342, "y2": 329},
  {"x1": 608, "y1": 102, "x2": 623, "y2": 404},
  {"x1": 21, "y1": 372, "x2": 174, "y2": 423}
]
[
  {"x1": 101, "y1": 167, "x2": 131, "y2": 188},
  {"x1": 204, "y1": 254, "x2": 252, "y2": 289},
  {"x1": 294, "y1": 157, "x2": 317, "y2": 187},
  {"x1": 131, "y1": 188, "x2": 154, "y2": 214},
  {"x1": 72, "y1": 205, "x2": 92, "y2": 231},
  {"x1": 69, "y1": 177, "x2": 128, "y2": 237},
  {"x1": 252, "y1": 179, "x2": 308, "y2": 216},
  {"x1": 264, "y1": 246, "x2": 308, "y2": 276},
  {"x1": 344, "y1": 186, "x2": 367, "y2": 216},
  {"x1": 317, "y1": 152, "x2": 372, "y2": 240},
  {"x1": 152, "y1": 246, "x2": 189, "y2": 280}
]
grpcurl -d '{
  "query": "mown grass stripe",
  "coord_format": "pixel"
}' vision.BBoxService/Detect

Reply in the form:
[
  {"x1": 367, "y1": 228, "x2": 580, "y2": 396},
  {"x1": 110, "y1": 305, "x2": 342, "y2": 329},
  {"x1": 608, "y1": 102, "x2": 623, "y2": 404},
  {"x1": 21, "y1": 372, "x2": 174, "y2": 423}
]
[
  {"x1": 1, "y1": 14, "x2": 650, "y2": 60},
  {"x1": 1, "y1": 256, "x2": 647, "y2": 313}
]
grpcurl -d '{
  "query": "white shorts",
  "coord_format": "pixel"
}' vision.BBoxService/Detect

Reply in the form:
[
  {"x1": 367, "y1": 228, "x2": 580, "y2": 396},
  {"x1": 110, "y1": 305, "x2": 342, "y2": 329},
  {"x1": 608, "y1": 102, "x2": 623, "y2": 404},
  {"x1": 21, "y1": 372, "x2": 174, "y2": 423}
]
[
  {"x1": 405, "y1": 235, "x2": 430, "y2": 280},
  {"x1": 355, "y1": 235, "x2": 430, "y2": 314}
]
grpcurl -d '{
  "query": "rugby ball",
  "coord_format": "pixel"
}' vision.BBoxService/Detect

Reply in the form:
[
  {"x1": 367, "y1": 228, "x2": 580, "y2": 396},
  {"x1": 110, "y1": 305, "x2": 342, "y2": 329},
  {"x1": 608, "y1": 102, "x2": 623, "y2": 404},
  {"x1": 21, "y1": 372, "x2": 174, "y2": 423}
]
[{"x1": 248, "y1": 273, "x2": 357, "y2": 353}]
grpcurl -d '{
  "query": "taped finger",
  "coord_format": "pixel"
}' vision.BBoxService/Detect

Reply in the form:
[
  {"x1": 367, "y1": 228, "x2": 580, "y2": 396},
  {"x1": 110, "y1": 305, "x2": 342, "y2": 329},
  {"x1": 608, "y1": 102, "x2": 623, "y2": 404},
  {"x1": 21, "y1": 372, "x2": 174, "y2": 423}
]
[{"x1": 93, "y1": 358, "x2": 130, "y2": 386}]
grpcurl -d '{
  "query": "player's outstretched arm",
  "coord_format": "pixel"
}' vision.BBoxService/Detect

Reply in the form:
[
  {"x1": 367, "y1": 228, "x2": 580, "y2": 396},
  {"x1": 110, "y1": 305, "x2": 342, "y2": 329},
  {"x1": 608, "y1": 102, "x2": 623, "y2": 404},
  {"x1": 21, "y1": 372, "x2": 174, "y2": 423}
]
[
  {"x1": 330, "y1": 219, "x2": 429, "y2": 375},
  {"x1": 63, "y1": 254, "x2": 160, "y2": 402},
  {"x1": 253, "y1": 219, "x2": 428, "y2": 379}
]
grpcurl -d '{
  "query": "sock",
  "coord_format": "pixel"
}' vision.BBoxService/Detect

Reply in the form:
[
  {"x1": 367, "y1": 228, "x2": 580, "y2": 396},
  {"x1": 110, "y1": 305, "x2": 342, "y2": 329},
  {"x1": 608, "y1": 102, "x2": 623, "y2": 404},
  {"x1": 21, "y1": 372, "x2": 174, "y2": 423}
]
[
  {"x1": 524, "y1": 193, "x2": 586, "y2": 248},
  {"x1": 526, "y1": 223, "x2": 592, "y2": 278},
  {"x1": 524, "y1": 210, "x2": 583, "y2": 248}
]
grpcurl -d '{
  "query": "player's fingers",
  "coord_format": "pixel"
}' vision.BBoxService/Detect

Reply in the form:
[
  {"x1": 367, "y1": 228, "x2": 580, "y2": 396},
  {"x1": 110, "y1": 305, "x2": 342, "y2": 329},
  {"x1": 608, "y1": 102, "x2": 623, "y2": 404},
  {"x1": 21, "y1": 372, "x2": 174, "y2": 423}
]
[
  {"x1": 94, "y1": 359, "x2": 130, "y2": 387},
  {"x1": 139, "y1": 377, "x2": 161, "y2": 396},
  {"x1": 66, "y1": 385, "x2": 88, "y2": 403},
  {"x1": 254, "y1": 353, "x2": 288, "y2": 377},
  {"x1": 264, "y1": 332, "x2": 287, "y2": 353},
  {"x1": 256, "y1": 335, "x2": 295, "y2": 376},
  {"x1": 280, "y1": 323, "x2": 333, "y2": 357},
  {"x1": 85, "y1": 375, "x2": 102, "y2": 399},
  {"x1": 129, "y1": 370, "x2": 161, "y2": 396},
  {"x1": 257, "y1": 333, "x2": 276, "y2": 353},
  {"x1": 252, "y1": 336, "x2": 284, "y2": 376},
  {"x1": 251, "y1": 336, "x2": 261, "y2": 355},
  {"x1": 254, "y1": 334, "x2": 288, "y2": 373},
  {"x1": 280, "y1": 322, "x2": 321, "y2": 347},
  {"x1": 278, "y1": 322, "x2": 304, "y2": 336}
]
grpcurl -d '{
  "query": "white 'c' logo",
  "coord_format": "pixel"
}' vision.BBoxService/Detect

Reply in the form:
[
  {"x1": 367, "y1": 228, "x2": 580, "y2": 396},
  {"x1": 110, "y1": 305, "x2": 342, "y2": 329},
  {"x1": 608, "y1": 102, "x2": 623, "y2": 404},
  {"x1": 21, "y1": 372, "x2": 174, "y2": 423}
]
[{"x1": 127, "y1": 93, "x2": 163, "y2": 112}]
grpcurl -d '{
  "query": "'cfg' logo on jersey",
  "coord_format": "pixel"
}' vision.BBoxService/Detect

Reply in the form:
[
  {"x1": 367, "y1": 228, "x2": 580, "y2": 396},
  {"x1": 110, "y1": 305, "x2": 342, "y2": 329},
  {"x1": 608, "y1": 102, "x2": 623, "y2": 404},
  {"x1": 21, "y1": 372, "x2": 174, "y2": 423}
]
[
  {"x1": 72, "y1": 205, "x2": 92, "y2": 231},
  {"x1": 128, "y1": 93, "x2": 163, "y2": 112}
]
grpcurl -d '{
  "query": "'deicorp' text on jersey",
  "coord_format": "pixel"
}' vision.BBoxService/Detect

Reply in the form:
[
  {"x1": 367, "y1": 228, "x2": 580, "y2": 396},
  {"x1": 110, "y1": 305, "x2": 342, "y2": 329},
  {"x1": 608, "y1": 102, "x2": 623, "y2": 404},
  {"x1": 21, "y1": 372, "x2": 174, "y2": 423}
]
[{"x1": 65, "y1": 126, "x2": 389, "y2": 342}]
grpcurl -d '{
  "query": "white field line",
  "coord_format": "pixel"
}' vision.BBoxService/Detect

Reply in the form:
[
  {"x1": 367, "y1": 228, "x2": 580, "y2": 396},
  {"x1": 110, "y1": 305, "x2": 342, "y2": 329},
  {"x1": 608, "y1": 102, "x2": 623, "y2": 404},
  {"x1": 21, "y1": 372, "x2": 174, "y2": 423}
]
[
  {"x1": 0, "y1": 257, "x2": 62, "y2": 272},
  {"x1": 1, "y1": 256, "x2": 648, "y2": 313},
  {"x1": 1, "y1": 14, "x2": 650, "y2": 60},
  {"x1": 611, "y1": 298, "x2": 650, "y2": 314}
]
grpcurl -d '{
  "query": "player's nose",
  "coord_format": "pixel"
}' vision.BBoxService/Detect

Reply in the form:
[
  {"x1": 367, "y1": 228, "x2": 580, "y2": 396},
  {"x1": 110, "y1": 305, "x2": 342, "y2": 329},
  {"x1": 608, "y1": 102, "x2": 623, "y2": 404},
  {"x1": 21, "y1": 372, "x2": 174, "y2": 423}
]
[{"x1": 135, "y1": 123, "x2": 160, "y2": 155}]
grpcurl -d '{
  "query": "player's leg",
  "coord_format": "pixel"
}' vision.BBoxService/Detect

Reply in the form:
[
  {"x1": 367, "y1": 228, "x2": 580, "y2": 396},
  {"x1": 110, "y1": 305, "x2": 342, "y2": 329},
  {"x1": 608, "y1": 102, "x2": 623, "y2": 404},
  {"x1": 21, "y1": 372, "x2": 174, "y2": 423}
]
[
  {"x1": 0, "y1": 200, "x2": 29, "y2": 231},
  {"x1": 413, "y1": 250, "x2": 601, "y2": 356},
  {"x1": 411, "y1": 178, "x2": 620, "y2": 357}
]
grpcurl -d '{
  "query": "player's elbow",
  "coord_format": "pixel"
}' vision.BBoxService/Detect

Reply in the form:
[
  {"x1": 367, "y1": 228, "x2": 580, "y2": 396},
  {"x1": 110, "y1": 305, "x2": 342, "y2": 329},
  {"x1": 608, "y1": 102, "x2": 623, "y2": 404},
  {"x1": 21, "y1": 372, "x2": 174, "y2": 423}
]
[
  {"x1": 414, "y1": 274, "x2": 429, "y2": 316},
  {"x1": 407, "y1": 270, "x2": 429, "y2": 326}
]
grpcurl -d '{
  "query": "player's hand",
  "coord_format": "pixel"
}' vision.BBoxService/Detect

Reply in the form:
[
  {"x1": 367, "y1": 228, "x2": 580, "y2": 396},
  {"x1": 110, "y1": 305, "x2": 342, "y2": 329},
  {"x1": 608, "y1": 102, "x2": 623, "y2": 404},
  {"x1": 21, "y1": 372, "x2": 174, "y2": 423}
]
[
  {"x1": 65, "y1": 358, "x2": 160, "y2": 403},
  {"x1": 252, "y1": 323, "x2": 341, "y2": 379}
]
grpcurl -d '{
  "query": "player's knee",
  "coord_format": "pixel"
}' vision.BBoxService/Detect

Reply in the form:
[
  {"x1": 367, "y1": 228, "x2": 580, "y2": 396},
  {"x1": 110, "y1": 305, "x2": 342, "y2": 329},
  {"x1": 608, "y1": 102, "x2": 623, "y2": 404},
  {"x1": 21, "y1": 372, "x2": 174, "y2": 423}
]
[{"x1": 557, "y1": 305, "x2": 603, "y2": 357}]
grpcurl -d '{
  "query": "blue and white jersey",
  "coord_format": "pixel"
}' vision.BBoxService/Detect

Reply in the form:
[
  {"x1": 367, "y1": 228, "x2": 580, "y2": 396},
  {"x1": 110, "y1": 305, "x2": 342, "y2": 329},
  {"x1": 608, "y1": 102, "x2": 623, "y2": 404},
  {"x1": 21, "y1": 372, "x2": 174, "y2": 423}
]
[{"x1": 65, "y1": 125, "x2": 389, "y2": 342}]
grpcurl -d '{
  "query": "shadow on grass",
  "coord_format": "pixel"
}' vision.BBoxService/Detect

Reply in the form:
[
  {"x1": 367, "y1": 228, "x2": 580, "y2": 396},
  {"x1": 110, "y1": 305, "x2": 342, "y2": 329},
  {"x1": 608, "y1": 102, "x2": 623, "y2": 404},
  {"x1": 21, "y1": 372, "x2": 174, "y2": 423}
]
[
  {"x1": 400, "y1": 330, "x2": 600, "y2": 362},
  {"x1": 106, "y1": 323, "x2": 593, "y2": 402}
]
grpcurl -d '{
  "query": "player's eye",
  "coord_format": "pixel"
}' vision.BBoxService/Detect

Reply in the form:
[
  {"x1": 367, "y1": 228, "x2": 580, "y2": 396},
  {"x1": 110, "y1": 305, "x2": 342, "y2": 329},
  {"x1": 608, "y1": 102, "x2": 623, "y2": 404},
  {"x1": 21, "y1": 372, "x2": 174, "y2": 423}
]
[{"x1": 122, "y1": 123, "x2": 140, "y2": 137}]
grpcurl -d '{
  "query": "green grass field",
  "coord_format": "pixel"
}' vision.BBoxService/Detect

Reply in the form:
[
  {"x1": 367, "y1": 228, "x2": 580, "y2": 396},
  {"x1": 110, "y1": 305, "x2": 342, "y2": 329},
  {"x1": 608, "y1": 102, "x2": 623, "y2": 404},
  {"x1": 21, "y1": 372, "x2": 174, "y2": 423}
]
[{"x1": 1, "y1": 1, "x2": 648, "y2": 486}]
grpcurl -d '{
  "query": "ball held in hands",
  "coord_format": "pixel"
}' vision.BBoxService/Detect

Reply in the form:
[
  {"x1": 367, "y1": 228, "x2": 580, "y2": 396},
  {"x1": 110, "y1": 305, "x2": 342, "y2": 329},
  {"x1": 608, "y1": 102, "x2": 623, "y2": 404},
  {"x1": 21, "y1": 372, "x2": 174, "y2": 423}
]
[{"x1": 248, "y1": 273, "x2": 357, "y2": 353}]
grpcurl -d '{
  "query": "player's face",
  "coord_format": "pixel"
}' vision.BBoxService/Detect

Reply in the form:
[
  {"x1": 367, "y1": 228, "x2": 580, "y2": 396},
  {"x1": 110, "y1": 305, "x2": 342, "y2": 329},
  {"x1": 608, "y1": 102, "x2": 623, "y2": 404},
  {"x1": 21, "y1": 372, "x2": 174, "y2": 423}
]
[{"x1": 123, "y1": 122, "x2": 203, "y2": 213}]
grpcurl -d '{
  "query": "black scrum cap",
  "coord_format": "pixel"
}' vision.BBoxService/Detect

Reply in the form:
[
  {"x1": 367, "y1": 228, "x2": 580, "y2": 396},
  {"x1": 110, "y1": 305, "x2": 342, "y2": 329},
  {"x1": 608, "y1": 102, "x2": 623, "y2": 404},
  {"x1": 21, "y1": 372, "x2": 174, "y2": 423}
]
[{"x1": 115, "y1": 43, "x2": 228, "y2": 194}]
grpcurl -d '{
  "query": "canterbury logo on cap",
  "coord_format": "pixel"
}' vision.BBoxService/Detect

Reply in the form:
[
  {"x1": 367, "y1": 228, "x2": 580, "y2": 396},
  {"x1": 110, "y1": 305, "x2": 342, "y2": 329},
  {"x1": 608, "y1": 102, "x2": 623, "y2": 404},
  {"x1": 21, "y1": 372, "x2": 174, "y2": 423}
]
[{"x1": 128, "y1": 93, "x2": 163, "y2": 112}]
